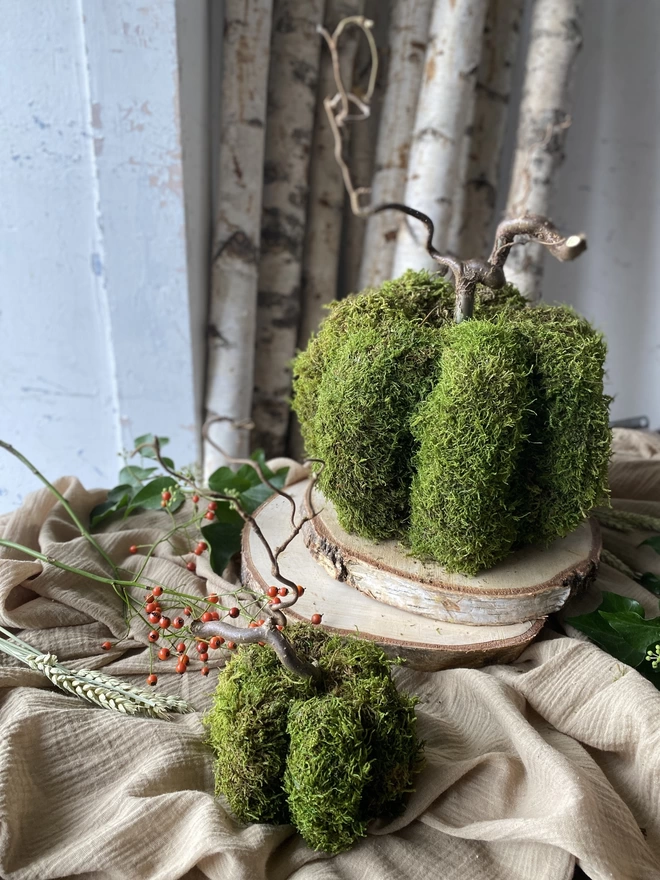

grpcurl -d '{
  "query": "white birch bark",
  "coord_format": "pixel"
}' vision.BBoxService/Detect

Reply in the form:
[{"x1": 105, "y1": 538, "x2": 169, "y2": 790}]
[
  {"x1": 251, "y1": 0, "x2": 326, "y2": 457},
  {"x1": 452, "y1": 0, "x2": 525, "y2": 260},
  {"x1": 391, "y1": 0, "x2": 489, "y2": 277},
  {"x1": 296, "y1": 0, "x2": 365, "y2": 351},
  {"x1": 204, "y1": 0, "x2": 273, "y2": 476},
  {"x1": 358, "y1": 0, "x2": 434, "y2": 289},
  {"x1": 504, "y1": 0, "x2": 584, "y2": 301}
]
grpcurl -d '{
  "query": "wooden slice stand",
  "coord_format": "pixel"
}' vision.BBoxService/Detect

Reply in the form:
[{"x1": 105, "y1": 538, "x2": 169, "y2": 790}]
[
  {"x1": 302, "y1": 484, "x2": 601, "y2": 626},
  {"x1": 239, "y1": 479, "x2": 592, "y2": 672}
]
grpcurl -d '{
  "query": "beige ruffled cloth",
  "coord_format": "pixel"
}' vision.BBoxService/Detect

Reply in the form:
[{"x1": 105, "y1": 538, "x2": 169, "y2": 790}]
[{"x1": 1, "y1": 430, "x2": 659, "y2": 880}]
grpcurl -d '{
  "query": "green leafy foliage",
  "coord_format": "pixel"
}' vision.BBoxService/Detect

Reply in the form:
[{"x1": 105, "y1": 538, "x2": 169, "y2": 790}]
[
  {"x1": 200, "y1": 506, "x2": 244, "y2": 576},
  {"x1": 291, "y1": 269, "x2": 610, "y2": 574},
  {"x1": 640, "y1": 536, "x2": 660, "y2": 554},
  {"x1": 91, "y1": 438, "x2": 287, "y2": 576},
  {"x1": 204, "y1": 624, "x2": 423, "y2": 853},
  {"x1": 567, "y1": 592, "x2": 660, "y2": 669},
  {"x1": 640, "y1": 572, "x2": 660, "y2": 597},
  {"x1": 202, "y1": 457, "x2": 288, "y2": 574}
]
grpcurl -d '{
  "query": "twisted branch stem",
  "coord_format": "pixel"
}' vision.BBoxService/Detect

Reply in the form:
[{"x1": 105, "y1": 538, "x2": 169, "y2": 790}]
[
  {"x1": 191, "y1": 616, "x2": 321, "y2": 681},
  {"x1": 490, "y1": 214, "x2": 587, "y2": 268},
  {"x1": 203, "y1": 416, "x2": 298, "y2": 528},
  {"x1": 201, "y1": 417, "x2": 320, "y2": 598},
  {"x1": 318, "y1": 15, "x2": 378, "y2": 217},
  {"x1": 374, "y1": 204, "x2": 505, "y2": 322}
]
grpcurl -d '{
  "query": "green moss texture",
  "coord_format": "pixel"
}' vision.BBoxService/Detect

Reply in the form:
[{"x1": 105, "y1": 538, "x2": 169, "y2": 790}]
[
  {"x1": 291, "y1": 270, "x2": 611, "y2": 574},
  {"x1": 509, "y1": 306, "x2": 611, "y2": 545},
  {"x1": 409, "y1": 321, "x2": 534, "y2": 574},
  {"x1": 204, "y1": 624, "x2": 423, "y2": 854}
]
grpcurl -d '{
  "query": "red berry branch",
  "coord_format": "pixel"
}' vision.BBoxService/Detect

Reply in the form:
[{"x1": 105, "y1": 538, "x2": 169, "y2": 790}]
[{"x1": 0, "y1": 427, "x2": 326, "y2": 687}]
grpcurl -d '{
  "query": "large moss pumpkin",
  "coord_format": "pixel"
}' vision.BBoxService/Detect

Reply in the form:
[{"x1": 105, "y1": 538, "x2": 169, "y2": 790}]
[{"x1": 291, "y1": 270, "x2": 611, "y2": 575}]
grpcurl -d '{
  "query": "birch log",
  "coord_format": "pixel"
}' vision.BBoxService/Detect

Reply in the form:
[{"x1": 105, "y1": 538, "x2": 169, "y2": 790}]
[
  {"x1": 504, "y1": 0, "x2": 584, "y2": 301},
  {"x1": 296, "y1": 0, "x2": 365, "y2": 351},
  {"x1": 358, "y1": 0, "x2": 434, "y2": 289},
  {"x1": 391, "y1": 0, "x2": 489, "y2": 277},
  {"x1": 448, "y1": 0, "x2": 525, "y2": 259},
  {"x1": 251, "y1": 0, "x2": 326, "y2": 457},
  {"x1": 204, "y1": 0, "x2": 273, "y2": 475}
]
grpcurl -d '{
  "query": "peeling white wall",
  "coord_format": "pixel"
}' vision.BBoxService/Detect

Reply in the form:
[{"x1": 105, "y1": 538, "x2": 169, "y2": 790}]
[{"x1": 0, "y1": 0, "x2": 208, "y2": 510}]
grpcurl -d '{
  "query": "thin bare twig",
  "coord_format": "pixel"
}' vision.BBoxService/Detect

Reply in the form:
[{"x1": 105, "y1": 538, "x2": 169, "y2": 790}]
[
  {"x1": 134, "y1": 430, "x2": 299, "y2": 596},
  {"x1": 202, "y1": 417, "x2": 322, "y2": 595},
  {"x1": 490, "y1": 214, "x2": 587, "y2": 267},
  {"x1": 203, "y1": 416, "x2": 298, "y2": 529}
]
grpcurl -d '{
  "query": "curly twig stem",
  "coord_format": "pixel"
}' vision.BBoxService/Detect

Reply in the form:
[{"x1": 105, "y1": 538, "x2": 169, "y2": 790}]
[
  {"x1": 191, "y1": 616, "x2": 321, "y2": 681},
  {"x1": 321, "y1": 16, "x2": 588, "y2": 320},
  {"x1": 202, "y1": 416, "x2": 298, "y2": 529},
  {"x1": 201, "y1": 417, "x2": 321, "y2": 597},
  {"x1": 134, "y1": 428, "x2": 300, "y2": 597},
  {"x1": 490, "y1": 214, "x2": 587, "y2": 268},
  {"x1": 374, "y1": 203, "x2": 505, "y2": 322},
  {"x1": 317, "y1": 15, "x2": 378, "y2": 218}
]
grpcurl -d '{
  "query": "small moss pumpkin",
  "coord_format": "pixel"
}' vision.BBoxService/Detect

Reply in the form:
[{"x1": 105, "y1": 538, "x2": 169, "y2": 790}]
[
  {"x1": 291, "y1": 270, "x2": 611, "y2": 575},
  {"x1": 204, "y1": 624, "x2": 422, "y2": 854}
]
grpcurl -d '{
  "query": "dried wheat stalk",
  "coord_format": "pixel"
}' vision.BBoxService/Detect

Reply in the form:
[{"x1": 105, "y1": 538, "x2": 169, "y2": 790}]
[{"x1": 0, "y1": 628, "x2": 194, "y2": 719}]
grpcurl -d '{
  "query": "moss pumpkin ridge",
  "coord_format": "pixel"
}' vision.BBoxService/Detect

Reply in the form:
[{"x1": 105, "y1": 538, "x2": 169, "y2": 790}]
[{"x1": 409, "y1": 320, "x2": 534, "y2": 574}]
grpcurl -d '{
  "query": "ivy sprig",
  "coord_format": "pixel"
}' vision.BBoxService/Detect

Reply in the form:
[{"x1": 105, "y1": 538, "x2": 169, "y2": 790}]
[{"x1": 90, "y1": 436, "x2": 288, "y2": 578}]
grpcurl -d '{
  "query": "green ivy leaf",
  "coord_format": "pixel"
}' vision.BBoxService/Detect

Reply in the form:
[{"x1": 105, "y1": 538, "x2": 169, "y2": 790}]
[
  {"x1": 567, "y1": 591, "x2": 660, "y2": 669},
  {"x1": 119, "y1": 465, "x2": 157, "y2": 488},
  {"x1": 598, "y1": 592, "x2": 645, "y2": 617},
  {"x1": 201, "y1": 504, "x2": 244, "y2": 575},
  {"x1": 207, "y1": 449, "x2": 278, "y2": 496},
  {"x1": 640, "y1": 536, "x2": 660, "y2": 554},
  {"x1": 600, "y1": 611, "x2": 660, "y2": 659},
  {"x1": 639, "y1": 572, "x2": 660, "y2": 597},
  {"x1": 90, "y1": 484, "x2": 134, "y2": 527},
  {"x1": 239, "y1": 468, "x2": 289, "y2": 513},
  {"x1": 567, "y1": 606, "x2": 645, "y2": 667},
  {"x1": 128, "y1": 476, "x2": 179, "y2": 512},
  {"x1": 207, "y1": 466, "x2": 241, "y2": 494},
  {"x1": 133, "y1": 433, "x2": 170, "y2": 459}
]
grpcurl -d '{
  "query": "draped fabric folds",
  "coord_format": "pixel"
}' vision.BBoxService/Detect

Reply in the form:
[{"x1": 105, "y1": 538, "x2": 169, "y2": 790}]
[{"x1": 0, "y1": 429, "x2": 659, "y2": 878}]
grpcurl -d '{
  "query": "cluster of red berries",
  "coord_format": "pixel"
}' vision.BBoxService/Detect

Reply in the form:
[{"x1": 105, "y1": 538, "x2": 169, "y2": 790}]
[{"x1": 102, "y1": 557, "x2": 323, "y2": 685}]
